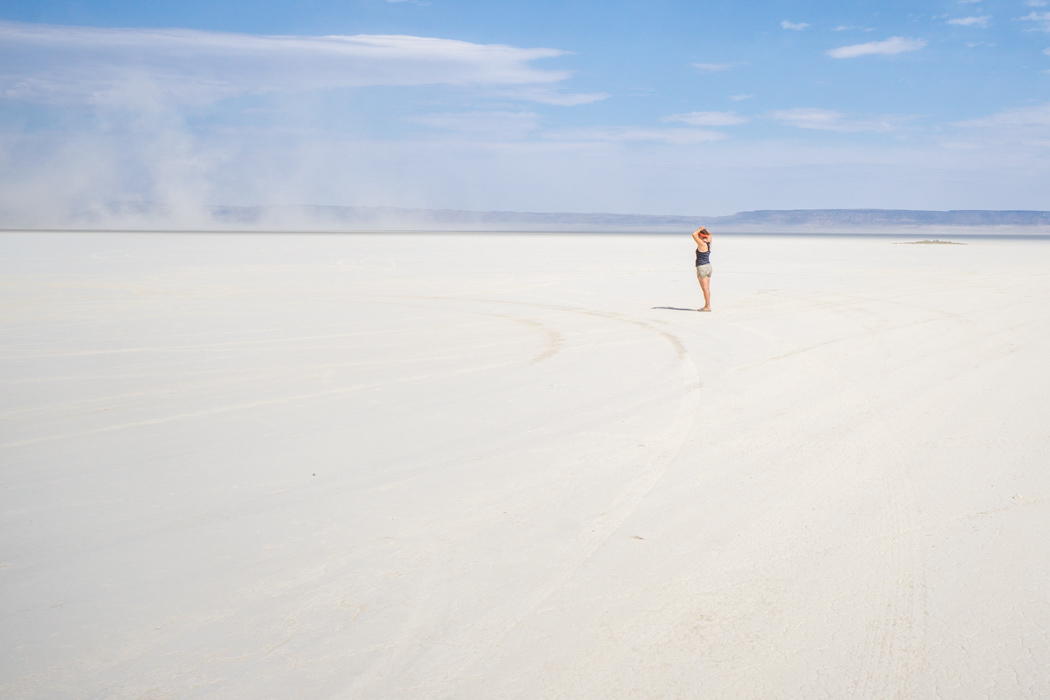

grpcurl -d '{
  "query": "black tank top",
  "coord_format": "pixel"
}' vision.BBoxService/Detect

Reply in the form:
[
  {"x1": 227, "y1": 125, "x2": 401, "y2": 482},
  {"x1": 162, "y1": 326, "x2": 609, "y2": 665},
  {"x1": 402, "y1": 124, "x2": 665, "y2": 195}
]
[{"x1": 695, "y1": 240, "x2": 711, "y2": 266}]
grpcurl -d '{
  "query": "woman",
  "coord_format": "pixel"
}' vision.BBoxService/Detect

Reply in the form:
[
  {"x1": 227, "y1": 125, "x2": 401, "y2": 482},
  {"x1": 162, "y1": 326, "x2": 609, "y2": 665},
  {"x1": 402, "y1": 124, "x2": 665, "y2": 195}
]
[{"x1": 692, "y1": 226, "x2": 713, "y2": 312}]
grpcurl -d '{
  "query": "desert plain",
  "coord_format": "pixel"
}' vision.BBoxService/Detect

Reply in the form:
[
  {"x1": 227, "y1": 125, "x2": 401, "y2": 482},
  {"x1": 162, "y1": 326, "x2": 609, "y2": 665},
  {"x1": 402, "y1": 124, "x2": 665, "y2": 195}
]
[{"x1": 1, "y1": 231, "x2": 1049, "y2": 698}]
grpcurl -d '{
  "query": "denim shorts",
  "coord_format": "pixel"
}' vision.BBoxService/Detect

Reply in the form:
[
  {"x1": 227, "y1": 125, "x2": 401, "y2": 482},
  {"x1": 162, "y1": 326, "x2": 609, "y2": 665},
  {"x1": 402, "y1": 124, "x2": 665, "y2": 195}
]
[{"x1": 696, "y1": 263, "x2": 713, "y2": 279}]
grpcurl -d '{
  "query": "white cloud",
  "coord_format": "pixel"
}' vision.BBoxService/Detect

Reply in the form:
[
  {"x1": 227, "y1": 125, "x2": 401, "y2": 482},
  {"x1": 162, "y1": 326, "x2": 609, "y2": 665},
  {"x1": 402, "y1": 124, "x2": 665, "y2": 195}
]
[
  {"x1": 952, "y1": 102, "x2": 1050, "y2": 128},
  {"x1": 730, "y1": 94, "x2": 754, "y2": 101},
  {"x1": 1022, "y1": 11, "x2": 1050, "y2": 30},
  {"x1": 548, "y1": 127, "x2": 725, "y2": 145},
  {"x1": 781, "y1": 20, "x2": 810, "y2": 30},
  {"x1": 1045, "y1": 47, "x2": 1050, "y2": 54},
  {"x1": 947, "y1": 103, "x2": 1050, "y2": 151},
  {"x1": 692, "y1": 62, "x2": 734, "y2": 72},
  {"x1": 495, "y1": 87, "x2": 608, "y2": 105},
  {"x1": 770, "y1": 108, "x2": 847, "y2": 130},
  {"x1": 409, "y1": 111, "x2": 541, "y2": 138},
  {"x1": 827, "y1": 36, "x2": 927, "y2": 58},
  {"x1": 0, "y1": 20, "x2": 590, "y2": 106},
  {"x1": 1026, "y1": 0, "x2": 1048, "y2": 6},
  {"x1": 770, "y1": 108, "x2": 909, "y2": 132},
  {"x1": 948, "y1": 16, "x2": 991, "y2": 26},
  {"x1": 664, "y1": 111, "x2": 749, "y2": 126}
]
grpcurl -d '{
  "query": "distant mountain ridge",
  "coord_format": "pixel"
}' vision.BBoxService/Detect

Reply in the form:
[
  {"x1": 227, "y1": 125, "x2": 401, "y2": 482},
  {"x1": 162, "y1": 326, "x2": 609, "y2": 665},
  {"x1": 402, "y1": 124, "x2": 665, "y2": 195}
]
[
  {"x1": 11, "y1": 203, "x2": 1050, "y2": 232},
  {"x1": 208, "y1": 205, "x2": 1050, "y2": 232},
  {"x1": 706, "y1": 209, "x2": 1050, "y2": 229}
]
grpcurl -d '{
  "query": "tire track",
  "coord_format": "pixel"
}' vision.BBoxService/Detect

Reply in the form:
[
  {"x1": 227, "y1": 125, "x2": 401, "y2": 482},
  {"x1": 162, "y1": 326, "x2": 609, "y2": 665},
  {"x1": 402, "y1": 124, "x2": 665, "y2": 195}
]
[
  {"x1": 709, "y1": 290, "x2": 929, "y2": 697},
  {"x1": 768, "y1": 295, "x2": 928, "y2": 698},
  {"x1": 343, "y1": 295, "x2": 702, "y2": 697}
]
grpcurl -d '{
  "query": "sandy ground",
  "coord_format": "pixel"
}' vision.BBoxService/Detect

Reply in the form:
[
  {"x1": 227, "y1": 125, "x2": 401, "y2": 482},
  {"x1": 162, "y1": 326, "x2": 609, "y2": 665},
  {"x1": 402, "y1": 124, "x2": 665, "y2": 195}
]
[{"x1": 1, "y1": 232, "x2": 1049, "y2": 699}]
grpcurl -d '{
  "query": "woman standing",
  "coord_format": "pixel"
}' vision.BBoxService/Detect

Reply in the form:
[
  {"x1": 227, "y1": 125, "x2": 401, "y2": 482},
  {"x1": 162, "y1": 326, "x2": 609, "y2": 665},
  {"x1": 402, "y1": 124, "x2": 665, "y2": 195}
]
[{"x1": 692, "y1": 226, "x2": 713, "y2": 312}]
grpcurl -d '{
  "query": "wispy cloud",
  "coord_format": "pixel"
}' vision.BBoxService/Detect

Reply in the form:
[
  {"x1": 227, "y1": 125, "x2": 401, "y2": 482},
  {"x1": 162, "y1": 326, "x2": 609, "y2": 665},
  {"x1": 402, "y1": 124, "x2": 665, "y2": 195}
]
[
  {"x1": 946, "y1": 102, "x2": 1050, "y2": 149},
  {"x1": 664, "y1": 111, "x2": 749, "y2": 126},
  {"x1": 692, "y1": 62, "x2": 735, "y2": 72},
  {"x1": 952, "y1": 102, "x2": 1050, "y2": 128},
  {"x1": 1026, "y1": 0, "x2": 1048, "y2": 6},
  {"x1": 781, "y1": 21, "x2": 810, "y2": 30},
  {"x1": 827, "y1": 36, "x2": 927, "y2": 58},
  {"x1": 0, "y1": 20, "x2": 589, "y2": 107},
  {"x1": 769, "y1": 108, "x2": 909, "y2": 132},
  {"x1": 409, "y1": 111, "x2": 541, "y2": 138},
  {"x1": 548, "y1": 127, "x2": 725, "y2": 145},
  {"x1": 730, "y1": 94, "x2": 754, "y2": 101},
  {"x1": 495, "y1": 87, "x2": 608, "y2": 106},
  {"x1": 1022, "y1": 11, "x2": 1050, "y2": 30},
  {"x1": 948, "y1": 16, "x2": 991, "y2": 26}
]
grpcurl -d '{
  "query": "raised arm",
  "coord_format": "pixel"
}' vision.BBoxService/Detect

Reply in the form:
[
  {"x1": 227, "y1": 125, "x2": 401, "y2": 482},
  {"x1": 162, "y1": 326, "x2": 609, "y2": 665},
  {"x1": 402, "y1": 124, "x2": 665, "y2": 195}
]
[{"x1": 691, "y1": 226, "x2": 711, "y2": 249}]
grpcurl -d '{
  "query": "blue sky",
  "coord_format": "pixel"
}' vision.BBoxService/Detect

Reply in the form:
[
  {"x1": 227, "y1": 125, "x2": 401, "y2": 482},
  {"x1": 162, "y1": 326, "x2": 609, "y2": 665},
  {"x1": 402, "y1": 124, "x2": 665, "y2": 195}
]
[{"x1": 1, "y1": 0, "x2": 1048, "y2": 220}]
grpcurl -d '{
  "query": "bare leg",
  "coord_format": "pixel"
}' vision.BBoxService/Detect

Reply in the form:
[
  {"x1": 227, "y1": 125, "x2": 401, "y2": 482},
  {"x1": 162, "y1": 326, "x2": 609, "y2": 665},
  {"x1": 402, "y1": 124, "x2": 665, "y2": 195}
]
[{"x1": 698, "y1": 276, "x2": 711, "y2": 311}]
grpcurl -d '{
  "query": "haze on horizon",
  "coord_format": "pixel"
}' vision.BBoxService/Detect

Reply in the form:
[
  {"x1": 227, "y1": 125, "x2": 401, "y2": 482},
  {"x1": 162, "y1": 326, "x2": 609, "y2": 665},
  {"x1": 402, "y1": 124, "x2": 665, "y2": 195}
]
[{"x1": 1, "y1": 0, "x2": 1049, "y2": 227}]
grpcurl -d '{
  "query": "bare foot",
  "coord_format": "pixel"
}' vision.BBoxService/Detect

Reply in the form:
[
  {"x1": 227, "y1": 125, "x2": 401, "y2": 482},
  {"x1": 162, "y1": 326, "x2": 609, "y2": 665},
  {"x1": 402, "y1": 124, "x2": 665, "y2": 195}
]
[{"x1": 699, "y1": 307, "x2": 711, "y2": 312}]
